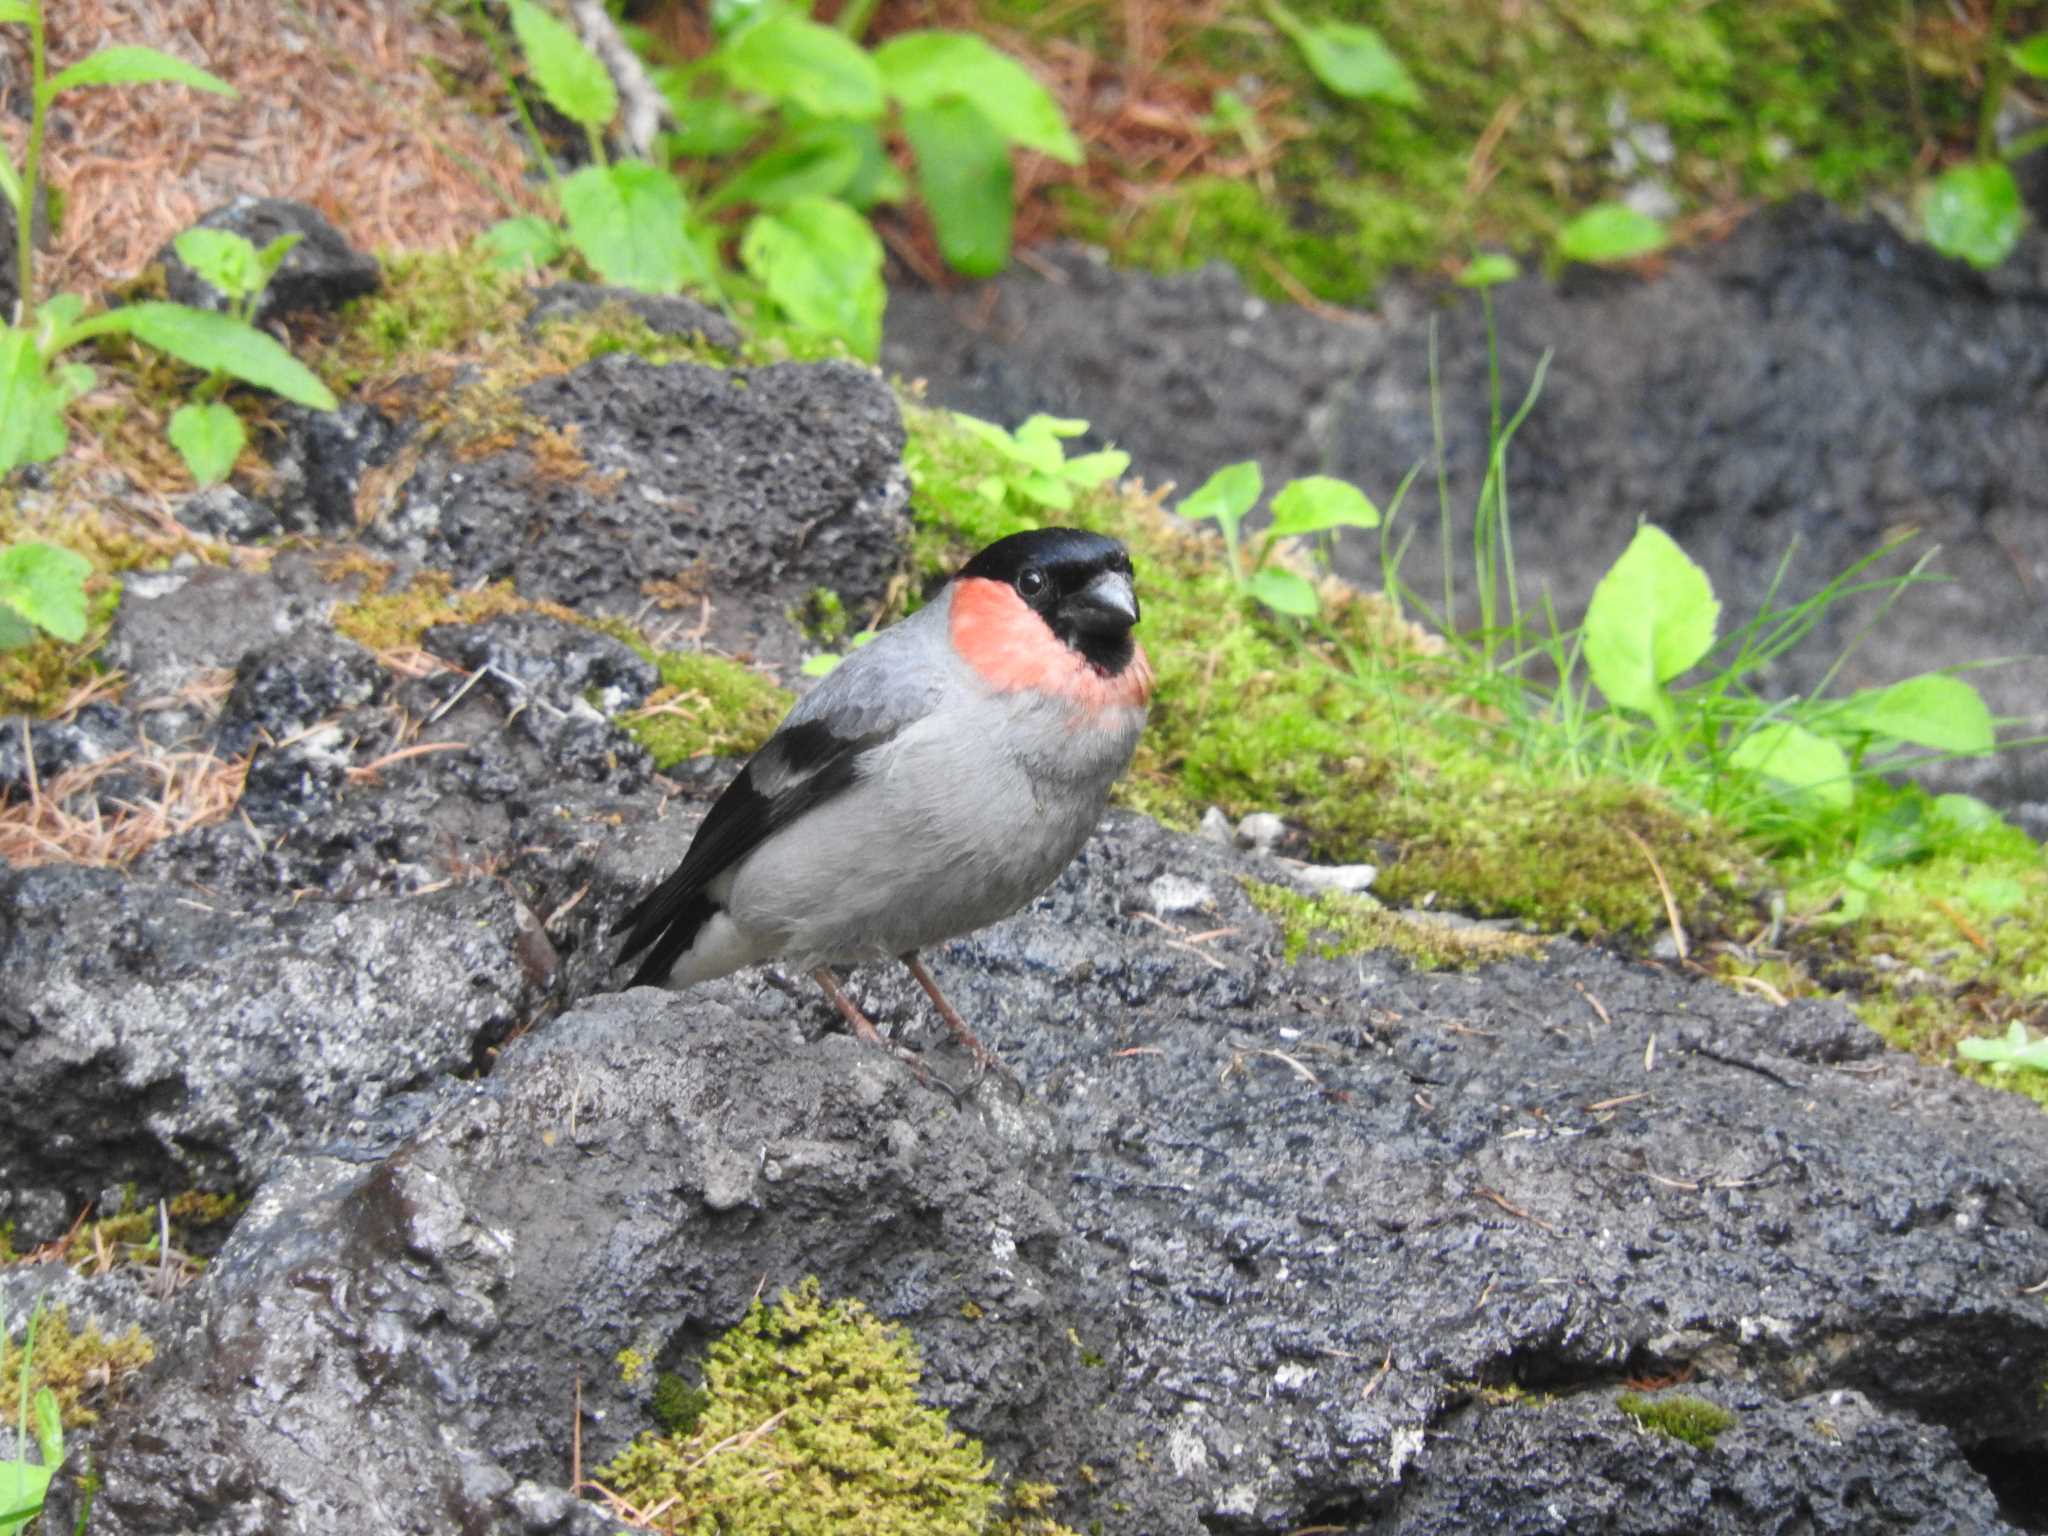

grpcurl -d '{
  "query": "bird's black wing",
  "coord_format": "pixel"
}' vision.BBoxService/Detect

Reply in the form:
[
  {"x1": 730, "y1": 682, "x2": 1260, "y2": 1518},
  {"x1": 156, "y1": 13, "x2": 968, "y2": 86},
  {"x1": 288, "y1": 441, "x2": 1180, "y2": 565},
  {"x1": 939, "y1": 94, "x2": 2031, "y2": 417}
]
[{"x1": 612, "y1": 717, "x2": 897, "y2": 987}]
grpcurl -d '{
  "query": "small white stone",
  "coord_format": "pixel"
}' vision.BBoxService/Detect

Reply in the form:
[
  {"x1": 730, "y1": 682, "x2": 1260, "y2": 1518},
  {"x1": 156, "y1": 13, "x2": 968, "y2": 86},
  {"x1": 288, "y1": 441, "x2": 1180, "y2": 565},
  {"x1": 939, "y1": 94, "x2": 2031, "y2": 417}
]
[{"x1": 1236, "y1": 812, "x2": 1287, "y2": 854}]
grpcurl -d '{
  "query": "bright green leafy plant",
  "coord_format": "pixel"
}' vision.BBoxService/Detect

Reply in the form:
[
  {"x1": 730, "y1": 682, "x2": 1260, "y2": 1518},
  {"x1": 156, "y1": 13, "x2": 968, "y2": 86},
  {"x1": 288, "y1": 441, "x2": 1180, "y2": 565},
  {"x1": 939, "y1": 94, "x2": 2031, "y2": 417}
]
[
  {"x1": 1923, "y1": 18, "x2": 2048, "y2": 269},
  {"x1": 482, "y1": 0, "x2": 1080, "y2": 356},
  {"x1": 952, "y1": 413, "x2": 1129, "y2": 513},
  {"x1": 1555, "y1": 202, "x2": 1670, "y2": 266},
  {"x1": 0, "y1": 0, "x2": 337, "y2": 484},
  {"x1": 1958, "y1": 1022, "x2": 2048, "y2": 1075},
  {"x1": 163, "y1": 228, "x2": 307, "y2": 484},
  {"x1": 0, "y1": 539, "x2": 90, "y2": 651},
  {"x1": 1261, "y1": 0, "x2": 1419, "y2": 106},
  {"x1": 1175, "y1": 460, "x2": 1385, "y2": 619},
  {"x1": 0, "y1": 1303, "x2": 64, "y2": 1536}
]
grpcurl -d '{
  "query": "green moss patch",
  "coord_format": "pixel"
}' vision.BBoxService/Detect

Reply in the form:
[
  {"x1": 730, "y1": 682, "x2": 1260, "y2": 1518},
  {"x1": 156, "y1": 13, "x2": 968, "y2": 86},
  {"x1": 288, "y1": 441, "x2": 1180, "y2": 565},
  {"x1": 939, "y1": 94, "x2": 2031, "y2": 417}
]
[
  {"x1": 1244, "y1": 878, "x2": 1542, "y2": 969},
  {"x1": 625, "y1": 651, "x2": 793, "y2": 771},
  {"x1": 1617, "y1": 1390, "x2": 1736, "y2": 1451},
  {"x1": 0, "y1": 1307, "x2": 154, "y2": 1429},
  {"x1": 594, "y1": 1277, "x2": 1077, "y2": 1535}
]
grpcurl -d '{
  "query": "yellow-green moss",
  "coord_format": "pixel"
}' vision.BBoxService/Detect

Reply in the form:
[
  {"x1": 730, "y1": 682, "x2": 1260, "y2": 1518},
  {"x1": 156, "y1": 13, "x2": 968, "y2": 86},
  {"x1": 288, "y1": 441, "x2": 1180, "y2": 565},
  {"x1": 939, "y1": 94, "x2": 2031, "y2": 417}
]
[
  {"x1": 1243, "y1": 878, "x2": 1542, "y2": 970},
  {"x1": 329, "y1": 562, "x2": 554, "y2": 653},
  {"x1": 1617, "y1": 1391, "x2": 1736, "y2": 1451},
  {"x1": 625, "y1": 651, "x2": 793, "y2": 771},
  {"x1": 596, "y1": 1277, "x2": 1078, "y2": 1535},
  {"x1": 0, "y1": 1308, "x2": 154, "y2": 1429}
]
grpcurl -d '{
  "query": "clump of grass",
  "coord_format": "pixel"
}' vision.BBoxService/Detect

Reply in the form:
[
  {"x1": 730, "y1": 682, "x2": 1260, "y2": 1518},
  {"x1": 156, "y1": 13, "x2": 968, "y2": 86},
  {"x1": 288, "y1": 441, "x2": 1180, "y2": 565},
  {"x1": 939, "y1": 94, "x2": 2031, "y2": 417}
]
[
  {"x1": 1616, "y1": 1391, "x2": 1736, "y2": 1451},
  {"x1": 589, "y1": 1278, "x2": 1078, "y2": 1535}
]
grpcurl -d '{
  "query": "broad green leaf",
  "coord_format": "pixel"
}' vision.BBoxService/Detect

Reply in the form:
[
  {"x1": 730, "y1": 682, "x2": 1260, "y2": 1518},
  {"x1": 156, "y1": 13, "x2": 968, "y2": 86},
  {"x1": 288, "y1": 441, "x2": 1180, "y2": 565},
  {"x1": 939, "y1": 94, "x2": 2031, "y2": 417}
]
[
  {"x1": 1267, "y1": 475, "x2": 1379, "y2": 538},
  {"x1": 506, "y1": 0, "x2": 617, "y2": 128},
  {"x1": 0, "y1": 540, "x2": 92, "y2": 643},
  {"x1": 254, "y1": 233, "x2": 304, "y2": 285},
  {"x1": 875, "y1": 32, "x2": 1081, "y2": 163},
  {"x1": 0, "y1": 605, "x2": 32, "y2": 650},
  {"x1": 173, "y1": 228, "x2": 262, "y2": 302},
  {"x1": 1014, "y1": 471, "x2": 1075, "y2": 510},
  {"x1": 1248, "y1": 567, "x2": 1320, "y2": 617},
  {"x1": 70, "y1": 303, "x2": 337, "y2": 408},
  {"x1": 0, "y1": 1462, "x2": 54, "y2": 1536},
  {"x1": 479, "y1": 214, "x2": 566, "y2": 272},
  {"x1": 560, "y1": 161, "x2": 707, "y2": 294},
  {"x1": 1458, "y1": 252, "x2": 1520, "y2": 287},
  {"x1": 1958, "y1": 1023, "x2": 2048, "y2": 1074},
  {"x1": 1062, "y1": 448, "x2": 1129, "y2": 487},
  {"x1": 1281, "y1": 19, "x2": 1419, "y2": 105},
  {"x1": 2010, "y1": 33, "x2": 2048, "y2": 79},
  {"x1": 1924, "y1": 161, "x2": 2024, "y2": 270},
  {"x1": 168, "y1": 400, "x2": 245, "y2": 485},
  {"x1": 0, "y1": 327, "x2": 58, "y2": 475},
  {"x1": 0, "y1": 1, "x2": 33, "y2": 21},
  {"x1": 1556, "y1": 203, "x2": 1668, "y2": 264},
  {"x1": 655, "y1": 73, "x2": 765, "y2": 158},
  {"x1": 1932, "y1": 793, "x2": 2001, "y2": 834},
  {"x1": 801, "y1": 652, "x2": 843, "y2": 677},
  {"x1": 1582, "y1": 524, "x2": 1719, "y2": 722},
  {"x1": 721, "y1": 14, "x2": 883, "y2": 119},
  {"x1": 707, "y1": 127, "x2": 861, "y2": 211},
  {"x1": 826, "y1": 118, "x2": 908, "y2": 209},
  {"x1": 1728, "y1": 722, "x2": 1852, "y2": 810},
  {"x1": 1834, "y1": 673, "x2": 1994, "y2": 755},
  {"x1": 902, "y1": 98, "x2": 1013, "y2": 276},
  {"x1": 1011, "y1": 415, "x2": 1083, "y2": 471},
  {"x1": 740, "y1": 196, "x2": 884, "y2": 359},
  {"x1": 44, "y1": 45, "x2": 235, "y2": 100},
  {"x1": 1177, "y1": 462, "x2": 1263, "y2": 536},
  {"x1": 1962, "y1": 874, "x2": 2027, "y2": 915}
]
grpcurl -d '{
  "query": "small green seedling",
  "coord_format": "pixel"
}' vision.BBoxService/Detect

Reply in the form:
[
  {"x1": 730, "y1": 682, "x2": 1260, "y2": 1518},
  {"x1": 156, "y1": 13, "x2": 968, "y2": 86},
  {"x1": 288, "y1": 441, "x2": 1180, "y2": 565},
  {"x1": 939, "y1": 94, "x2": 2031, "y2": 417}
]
[
  {"x1": 1958, "y1": 1022, "x2": 2048, "y2": 1076},
  {"x1": 1262, "y1": 0, "x2": 1419, "y2": 106},
  {"x1": 952, "y1": 413, "x2": 1129, "y2": 514},
  {"x1": 1175, "y1": 460, "x2": 1382, "y2": 618},
  {"x1": 163, "y1": 228, "x2": 306, "y2": 484},
  {"x1": 0, "y1": 539, "x2": 90, "y2": 651},
  {"x1": 0, "y1": 1303, "x2": 65, "y2": 1536},
  {"x1": 1922, "y1": 28, "x2": 2048, "y2": 269},
  {"x1": 1555, "y1": 202, "x2": 1669, "y2": 266}
]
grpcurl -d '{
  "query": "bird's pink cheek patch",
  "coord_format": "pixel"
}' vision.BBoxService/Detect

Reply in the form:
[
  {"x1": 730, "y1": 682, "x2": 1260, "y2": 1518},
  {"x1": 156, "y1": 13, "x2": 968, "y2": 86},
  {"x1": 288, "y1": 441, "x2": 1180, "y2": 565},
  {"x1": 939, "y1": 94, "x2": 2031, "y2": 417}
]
[{"x1": 951, "y1": 578, "x2": 1152, "y2": 712}]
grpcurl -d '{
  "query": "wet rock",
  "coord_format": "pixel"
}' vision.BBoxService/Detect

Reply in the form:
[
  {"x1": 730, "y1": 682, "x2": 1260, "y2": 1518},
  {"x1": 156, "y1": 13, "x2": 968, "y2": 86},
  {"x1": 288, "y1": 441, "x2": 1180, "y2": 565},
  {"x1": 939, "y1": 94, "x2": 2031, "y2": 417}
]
[
  {"x1": 421, "y1": 612, "x2": 660, "y2": 715},
  {"x1": 526, "y1": 282, "x2": 742, "y2": 350},
  {"x1": 156, "y1": 196, "x2": 380, "y2": 323},
  {"x1": 364, "y1": 355, "x2": 910, "y2": 664},
  {"x1": 51, "y1": 812, "x2": 2048, "y2": 1534},
  {"x1": 0, "y1": 866, "x2": 539, "y2": 1238},
  {"x1": 173, "y1": 484, "x2": 279, "y2": 543},
  {"x1": 216, "y1": 630, "x2": 387, "y2": 753},
  {"x1": 0, "y1": 702, "x2": 138, "y2": 796},
  {"x1": 266, "y1": 400, "x2": 411, "y2": 536}
]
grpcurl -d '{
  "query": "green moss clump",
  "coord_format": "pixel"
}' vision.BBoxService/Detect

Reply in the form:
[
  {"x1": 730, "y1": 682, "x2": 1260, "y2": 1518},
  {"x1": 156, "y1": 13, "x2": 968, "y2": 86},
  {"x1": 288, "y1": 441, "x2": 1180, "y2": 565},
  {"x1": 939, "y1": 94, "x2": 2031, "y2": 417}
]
[
  {"x1": 329, "y1": 564, "x2": 548, "y2": 654},
  {"x1": 625, "y1": 652, "x2": 793, "y2": 771},
  {"x1": 1244, "y1": 879, "x2": 1541, "y2": 970},
  {"x1": 0, "y1": 1308, "x2": 154, "y2": 1428},
  {"x1": 651, "y1": 1371, "x2": 710, "y2": 1437},
  {"x1": 1616, "y1": 1391, "x2": 1736, "y2": 1451},
  {"x1": 597, "y1": 1277, "x2": 1075, "y2": 1535}
]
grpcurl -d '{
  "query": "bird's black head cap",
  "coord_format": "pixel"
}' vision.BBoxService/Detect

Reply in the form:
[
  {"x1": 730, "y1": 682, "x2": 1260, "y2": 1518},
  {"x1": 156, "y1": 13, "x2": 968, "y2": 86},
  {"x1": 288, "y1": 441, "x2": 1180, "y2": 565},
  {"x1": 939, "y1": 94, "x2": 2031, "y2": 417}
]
[{"x1": 956, "y1": 527, "x2": 1140, "y2": 675}]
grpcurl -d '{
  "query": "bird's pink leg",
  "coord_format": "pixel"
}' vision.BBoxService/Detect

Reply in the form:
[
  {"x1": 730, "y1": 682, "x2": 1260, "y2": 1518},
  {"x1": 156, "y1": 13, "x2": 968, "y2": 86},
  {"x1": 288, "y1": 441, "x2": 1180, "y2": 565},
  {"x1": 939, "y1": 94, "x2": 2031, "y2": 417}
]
[
  {"x1": 901, "y1": 952, "x2": 1015, "y2": 1085},
  {"x1": 810, "y1": 966, "x2": 888, "y2": 1048}
]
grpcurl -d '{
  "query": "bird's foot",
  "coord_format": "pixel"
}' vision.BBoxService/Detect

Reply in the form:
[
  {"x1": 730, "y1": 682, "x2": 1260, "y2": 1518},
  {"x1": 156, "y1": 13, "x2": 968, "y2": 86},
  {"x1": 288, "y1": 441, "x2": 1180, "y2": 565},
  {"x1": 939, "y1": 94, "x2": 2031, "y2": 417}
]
[
  {"x1": 809, "y1": 966, "x2": 957, "y2": 1099},
  {"x1": 901, "y1": 953, "x2": 1022, "y2": 1094}
]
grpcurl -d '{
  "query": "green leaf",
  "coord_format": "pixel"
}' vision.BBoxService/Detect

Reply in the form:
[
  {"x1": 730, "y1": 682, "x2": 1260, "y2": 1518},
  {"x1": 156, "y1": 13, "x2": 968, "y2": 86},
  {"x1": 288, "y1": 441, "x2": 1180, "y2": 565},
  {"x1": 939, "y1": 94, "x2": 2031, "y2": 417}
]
[
  {"x1": 901, "y1": 98, "x2": 1013, "y2": 277},
  {"x1": 2009, "y1": 33, "x2": 2048, "y2": 79},
  {"x1": 707, "y1": 126, "x2": 861, "y2": 211},
  {"x1": 0, "y1": 154, "x2": 22, "y2": 218},
  {"x1": 1728, "y1": 722, "x2": 1852, "y2": 810},
  {"x1": 1958, "y1": 1022, "x2": 2048, "y2": 1075},
  {"x1": 1247, "y1": 567, "x2": 1320, "y2": 617},
  {"x1": 44, "y1": 45, "x2": 235, "y2": 101},
  {"x1": 1924, "y1": 161, "x2": 2025, "y2": 271},
  {"x1": 506, "y1": 0, "x2": 617, "y2": 128},
  {"x1": 31, "y1": 1388, "x2": 61, "y2": 1469},
  {"x1": 478, "y1": 214, "x2": 567, "y2": 272},
  {"x1": 0, "y1": 540, "x2": 92, "y2": 643},
  {"x1": 0, "y1": 1462, "x2": 54, "y2": 1536},
  {"x1": 560, "y1": 161, "x2": 707, "y2": 294},
  {"x1": 801, "y1": 652, "x2": 843, "y2": 677},
  {"x1": 1279, "y1": 19, "x2": 1419, "y2": 105},
  {"x1": 1458, "y1": 252, "x2": 1520, "y2": 287},
  {"x1": 655, "y1": 72, "x2": 765, "y2": 157},
  {"x1": 875, "y1": 31, "x2": 1081, "y2": 163},
  {"x1": 721, "y1": 14, "x2": 883, "y2": 119},
  {"x1": 0, "y1": 327, "x2": 64, "y2": 476},
  {"x1": 0, "y1": 1, "x2": 32, "y2": 21},
  {"x1": 739, "y1": 196, "x2": 884, "y2": 359},
  {"x1": 71, "y1": 303, "x2": 337, "y2": 408},
  {"x1": 1834, "y1": 673, "x2": 1994, "y2": 755},
  {"x1": 168, "y1": 401, "x2": 245, "y2": 485},
  {"x1": 254, "y1": 233, "x2": 304, "y2": 286},
  {"x1": 1062, "y1": 448, "x2": 1129, "y2": 487},
  {"x1": 1267, "y1": 475, "x2": 1380, "y2": 538},
  {"x1": 1582, "y1": 524, "x2": 1719, "y2": 722},
  {"x1": 0, "y1": 605, "x2": 25, "y2": 653},
  {"x1": 1931, "y1": 793, "x2": 2001, "y2": 834},
  {"x1": 173, "y1": 228, "x2": 263, "y2": 303},
  {"x1": 1556, "y1": 203, "x2": 1668, "y2": 264},
  {"x1": 1177, "y1": 461, "x2": 1263, "y2": 539}
]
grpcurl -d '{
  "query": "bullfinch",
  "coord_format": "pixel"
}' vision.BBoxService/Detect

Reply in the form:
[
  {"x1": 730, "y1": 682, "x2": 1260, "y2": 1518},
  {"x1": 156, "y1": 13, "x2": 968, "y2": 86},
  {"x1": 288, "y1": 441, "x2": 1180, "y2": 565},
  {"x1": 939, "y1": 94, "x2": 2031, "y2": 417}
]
[{"x1": 614, "y1": 527, "x2": 1151, "y2": 1071}]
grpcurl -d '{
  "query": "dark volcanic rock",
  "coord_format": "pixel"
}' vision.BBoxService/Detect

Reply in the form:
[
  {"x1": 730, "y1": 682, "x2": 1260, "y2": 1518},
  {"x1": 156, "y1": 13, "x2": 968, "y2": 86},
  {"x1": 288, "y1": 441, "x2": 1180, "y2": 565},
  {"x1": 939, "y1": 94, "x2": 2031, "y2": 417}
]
[
  {"x1": 156, "y1": 196, "x2": 380, "y2": 323},
  {"x1": 526, "y1": 282, "x2": 743, "y2": 350},
  {"x1": 0, "y1": 868, "x2": 541, "y2": 1238},
  {"x1": 216, "y1": 630, "x2": 387, "y2": 753},
  {"x1": 884, "y1": 206, "x2": 2048, "y2": 819},
  {"x1": 47, "y1": 812, "x2": 2048, "y2": 1535},
  {"x1": 364, "y1": 354, "x2": 910, "y2": 664},
  {"x1": 261, "y1": 400, "x2": 411, "y2": 538}
]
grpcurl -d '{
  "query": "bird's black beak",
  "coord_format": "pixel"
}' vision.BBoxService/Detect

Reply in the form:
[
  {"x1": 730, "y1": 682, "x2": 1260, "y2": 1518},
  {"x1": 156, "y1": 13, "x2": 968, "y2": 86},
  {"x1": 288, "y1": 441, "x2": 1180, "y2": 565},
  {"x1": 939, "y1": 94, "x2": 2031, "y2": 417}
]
[{"x1": 1061, "y1": 568, "x2": 1140, "y2": 636}]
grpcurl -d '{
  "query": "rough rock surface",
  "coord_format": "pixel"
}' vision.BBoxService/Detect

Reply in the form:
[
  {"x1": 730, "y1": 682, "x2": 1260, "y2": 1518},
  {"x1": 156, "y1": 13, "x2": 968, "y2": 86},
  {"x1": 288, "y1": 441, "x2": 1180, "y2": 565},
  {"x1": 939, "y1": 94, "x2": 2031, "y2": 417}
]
[
  {"x1": 363, "y1": 353, "x2": 912, "y2": 664},
  {"x1": 37, "y1": 809, "x2": 2048, "y2": 1534},
  {"x1": 884, "y1": 201, "x2": 2048, "y2": 823}
]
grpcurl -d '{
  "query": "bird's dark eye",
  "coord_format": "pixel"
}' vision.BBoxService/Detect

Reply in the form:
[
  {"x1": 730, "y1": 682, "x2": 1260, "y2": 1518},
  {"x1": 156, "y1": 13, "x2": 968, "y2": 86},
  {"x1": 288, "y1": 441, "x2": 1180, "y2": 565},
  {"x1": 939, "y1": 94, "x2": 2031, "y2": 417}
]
[{"x1": 1016, "y1": 568, "x2": 1046, "y2": 598}]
